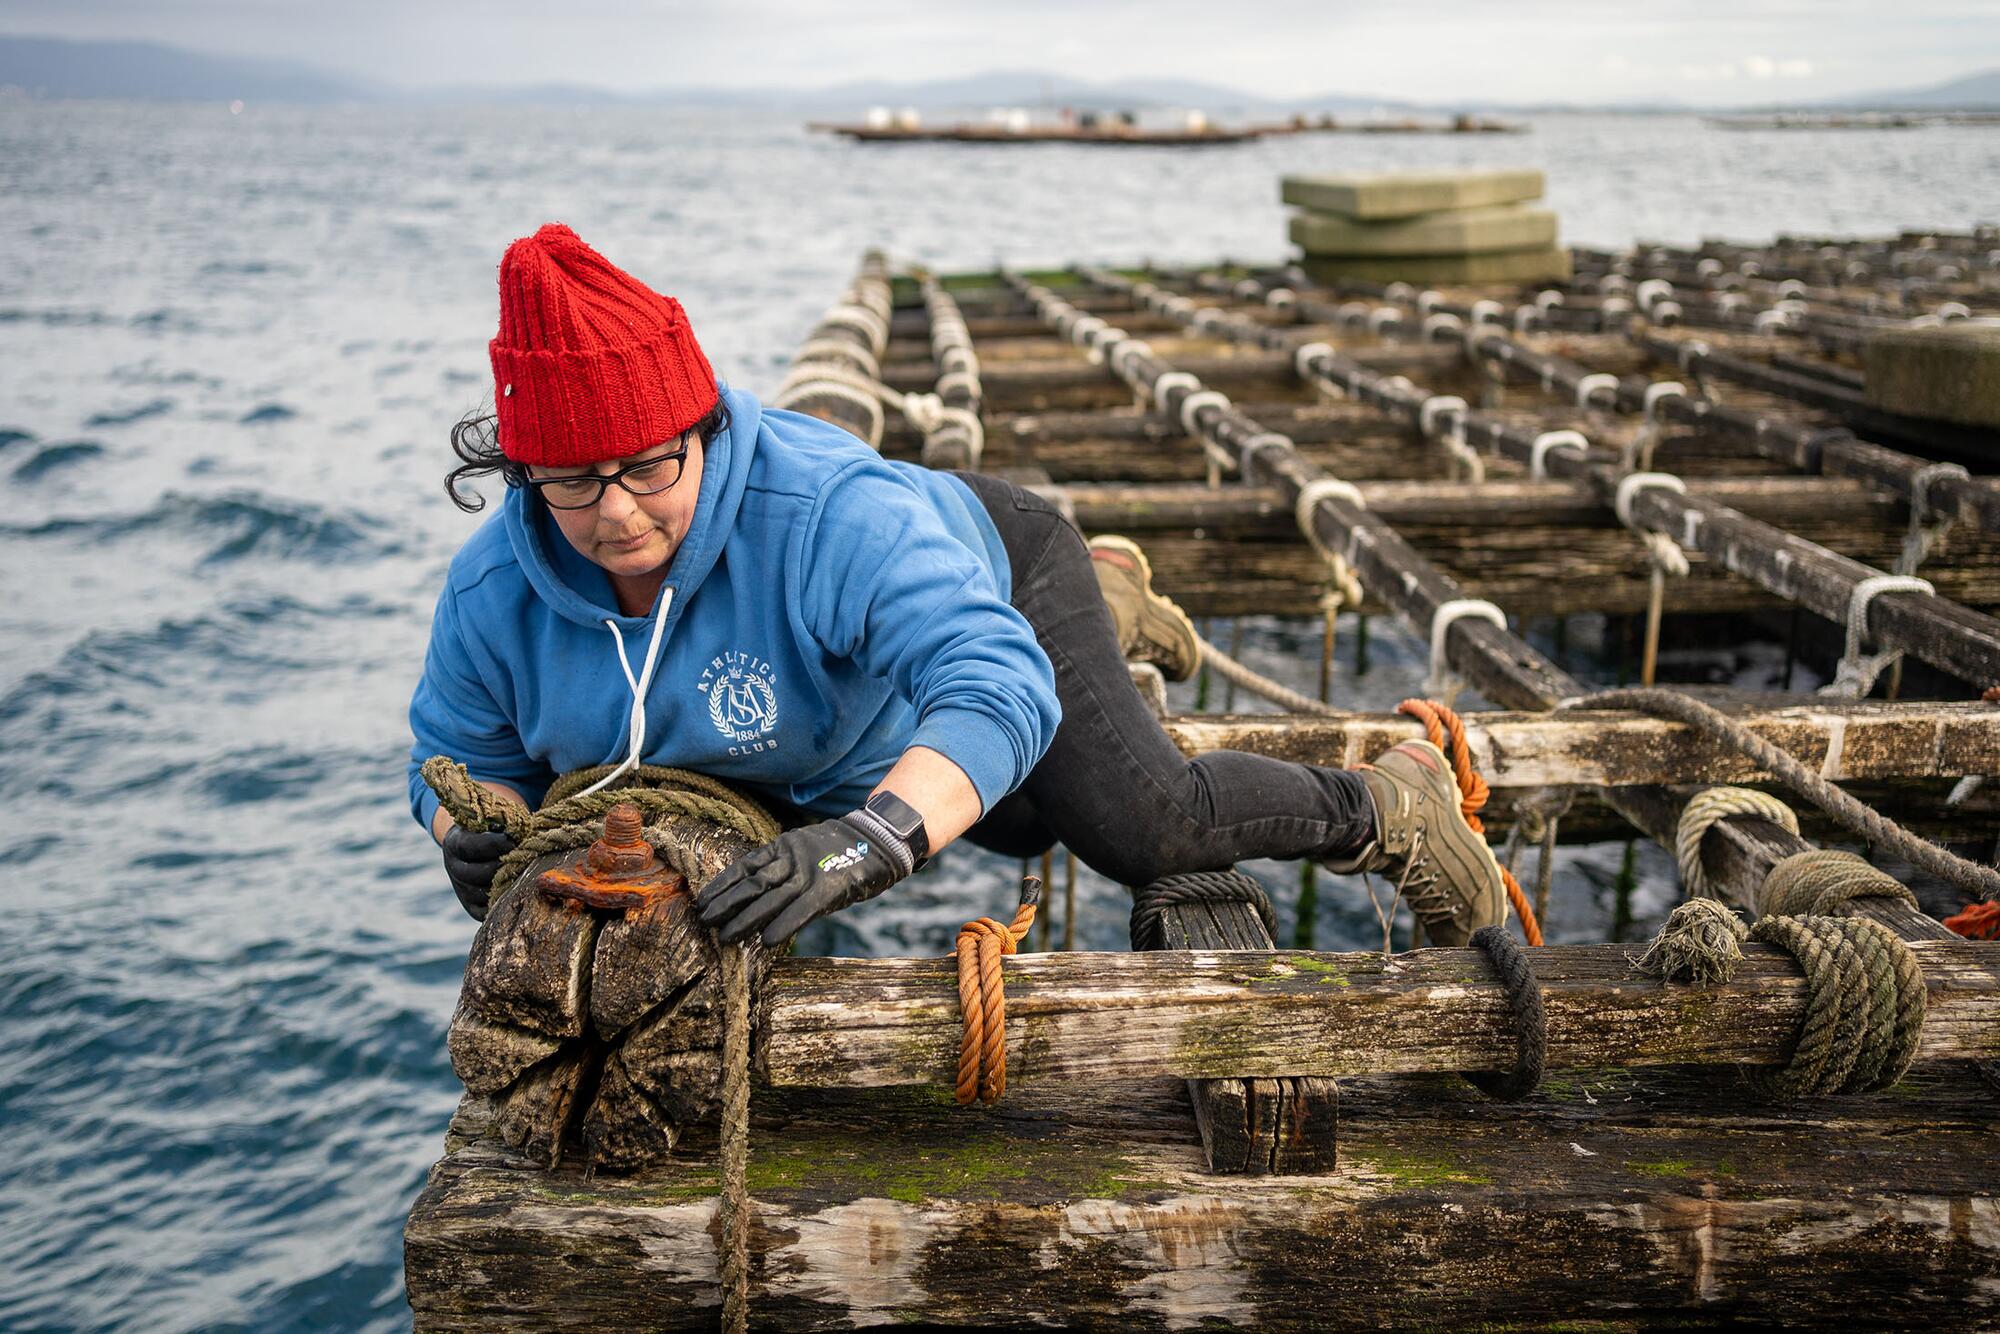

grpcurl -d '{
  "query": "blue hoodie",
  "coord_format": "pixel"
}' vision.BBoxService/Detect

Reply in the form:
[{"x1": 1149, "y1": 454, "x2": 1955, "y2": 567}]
[{"x1": 407, "y1": 385, "x2": 1060, "y2": 835}]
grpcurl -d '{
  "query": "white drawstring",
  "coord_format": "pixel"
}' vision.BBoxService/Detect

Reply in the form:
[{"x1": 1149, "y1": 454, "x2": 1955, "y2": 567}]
[{"x1": 574, "y1": 587, "x2": 675, "y2": 798}]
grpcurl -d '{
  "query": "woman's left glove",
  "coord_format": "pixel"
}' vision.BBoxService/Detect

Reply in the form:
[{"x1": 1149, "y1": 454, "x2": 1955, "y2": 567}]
[{"x1": 698, "y1": 812, "x2": 918, "y2": 946}]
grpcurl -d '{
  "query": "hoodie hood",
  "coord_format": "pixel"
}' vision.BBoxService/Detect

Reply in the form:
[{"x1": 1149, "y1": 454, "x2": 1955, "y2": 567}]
[{"x1": 502, "y1": 382, "x2": 764, "y2": 630}]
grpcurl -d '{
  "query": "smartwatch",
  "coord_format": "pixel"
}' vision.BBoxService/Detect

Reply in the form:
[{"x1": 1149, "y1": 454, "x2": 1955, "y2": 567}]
[{"x1": 863, "y1": 790, "x2": 931, "y2": 870}]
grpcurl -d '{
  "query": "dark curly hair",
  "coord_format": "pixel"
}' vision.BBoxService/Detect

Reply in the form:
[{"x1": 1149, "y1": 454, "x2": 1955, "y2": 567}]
[{"x1": 444, "y1": 398, "x2": 733, "y2": 513}]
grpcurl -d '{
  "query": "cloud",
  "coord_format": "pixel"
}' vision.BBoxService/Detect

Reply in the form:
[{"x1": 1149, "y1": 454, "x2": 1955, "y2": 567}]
[{"x1": 1684, "y1": 54, "x2": 1815, "y2": 82}]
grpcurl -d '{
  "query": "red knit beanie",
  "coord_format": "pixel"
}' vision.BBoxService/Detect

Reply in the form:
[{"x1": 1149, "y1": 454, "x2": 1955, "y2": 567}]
[{"x1": 489, "y1": 223, "x2": 719, "y2": 466}]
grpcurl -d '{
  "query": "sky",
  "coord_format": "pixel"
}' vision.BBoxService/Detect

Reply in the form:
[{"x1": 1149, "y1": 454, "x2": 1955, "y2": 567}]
[{"x1": 3, "y1": 0, "x2": 1996, "y2": 105}]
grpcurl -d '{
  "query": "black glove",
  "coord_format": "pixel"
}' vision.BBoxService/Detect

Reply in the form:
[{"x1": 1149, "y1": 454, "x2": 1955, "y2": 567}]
[
  {"x1": 442, "y1": 825, "x2": 516, "y2": 921},
  {"x1": 697, "y1": 811, "x2": 918, "y2": 946}
]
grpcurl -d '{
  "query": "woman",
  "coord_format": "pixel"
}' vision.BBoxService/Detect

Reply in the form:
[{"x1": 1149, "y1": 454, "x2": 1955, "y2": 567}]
[{"x1": 410, "y1": 223, "x2": 1507, "y2": 949}]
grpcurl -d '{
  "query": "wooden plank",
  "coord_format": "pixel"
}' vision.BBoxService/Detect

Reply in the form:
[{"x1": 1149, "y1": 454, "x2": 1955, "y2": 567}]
[
  {"x1": 1050, "y1": 475, "x2": 1911, "y2": 533},
  {"x1": 406, "y1": 1067, "x2": 2000, "y2": 1331},
  {"x1": 1160, "y1": 700, "x2": 2000, "y2": 789},
  {"x1": 756, "y1": 938, "x2": 2000, "y2": 1089}
]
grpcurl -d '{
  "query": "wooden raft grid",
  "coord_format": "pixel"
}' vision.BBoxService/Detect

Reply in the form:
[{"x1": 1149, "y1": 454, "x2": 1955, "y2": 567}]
[{"x1": 405, "y1": 236, "x2": 2000, "y2": 1330}]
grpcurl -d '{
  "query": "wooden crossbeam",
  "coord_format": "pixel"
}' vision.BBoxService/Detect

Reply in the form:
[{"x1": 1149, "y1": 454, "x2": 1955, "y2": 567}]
[{"x1": 1161, "y1": 700, "x2": 2000, "y2": 789}]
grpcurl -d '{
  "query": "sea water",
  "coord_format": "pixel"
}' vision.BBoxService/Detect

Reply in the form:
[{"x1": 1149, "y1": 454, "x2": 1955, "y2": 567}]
[{"x1": 4, "y1": 99, "x2": 1998, "y2": 1331}]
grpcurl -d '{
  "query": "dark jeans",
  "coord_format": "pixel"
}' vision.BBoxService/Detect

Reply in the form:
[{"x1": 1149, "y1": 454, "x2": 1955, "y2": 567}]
[{"x1": 952, "y1": 472, "x2": 1374, "y2": 887}]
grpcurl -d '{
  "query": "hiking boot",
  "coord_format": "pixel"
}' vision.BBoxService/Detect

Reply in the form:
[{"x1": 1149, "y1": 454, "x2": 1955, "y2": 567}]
[
  {"x1": 1322, "y1": 739, "x2": 1507, "y2": 947},
  {"x1": 1088, "y1": 535, "x2": 1201, "y2": 682}
]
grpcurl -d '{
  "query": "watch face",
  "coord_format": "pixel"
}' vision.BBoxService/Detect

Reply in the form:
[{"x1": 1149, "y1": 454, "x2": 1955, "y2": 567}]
[{"x1": 868, "y1": 792, "x2": 927, "y2": 853}]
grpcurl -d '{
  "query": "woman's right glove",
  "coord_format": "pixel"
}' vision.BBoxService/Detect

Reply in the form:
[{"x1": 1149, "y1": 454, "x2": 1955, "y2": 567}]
[{"x1": 442, "y1": 825, "x2": 516, "y2": 921}]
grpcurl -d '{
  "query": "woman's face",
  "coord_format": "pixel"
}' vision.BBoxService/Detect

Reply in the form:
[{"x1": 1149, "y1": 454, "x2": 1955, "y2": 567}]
[{"x1": 528, "y1": 432, "x2": 706, "y2": 579}]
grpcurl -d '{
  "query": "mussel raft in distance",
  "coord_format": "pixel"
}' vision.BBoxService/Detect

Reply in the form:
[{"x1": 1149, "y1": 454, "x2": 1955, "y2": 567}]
[{"x1": 405, "y1": 230, "x2": 2000, "y2": 1331}]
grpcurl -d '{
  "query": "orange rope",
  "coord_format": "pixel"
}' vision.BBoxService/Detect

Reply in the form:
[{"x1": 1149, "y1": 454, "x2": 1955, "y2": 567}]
[
  {"x1": 1396, "y1": 698, "x2": 1545, "y2": 946},
  {"x1": 1944, "y1": 900, "x2": 2000, "y2": 940},
  {"x1": 955, "y1": 900, "x2": 1038, "y2": 1104}
]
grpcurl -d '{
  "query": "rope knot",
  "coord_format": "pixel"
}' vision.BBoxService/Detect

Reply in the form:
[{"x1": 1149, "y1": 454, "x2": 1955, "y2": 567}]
[{"x1": 955, "y1": 891, "x2": 1038, "y2": 1105}]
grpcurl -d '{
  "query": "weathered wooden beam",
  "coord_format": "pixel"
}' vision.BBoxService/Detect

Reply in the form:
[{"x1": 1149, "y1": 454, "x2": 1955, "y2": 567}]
[
  {"x1": 756, "y1": 937, "x2": 2000, "y2": 1088},
  {"x1": 1160, "y1": 700, "x2": 2000, "y2": 790},
  {"x1": 881, "y1": 344, "x2": 1466, "y2": 401},
  {"x1": 408, "y1": 1064, "x2": 2000, "y2": 1331},
  {"x1": 1633, "y1": 331, "x2": 2000, "y2": 507},
  {"x1": 1047, "y1": 475, "x2": 1918, "y2": 533},
  {"x1": 1139, "y1": 876, "x2": 1338, "y2": 1174}
]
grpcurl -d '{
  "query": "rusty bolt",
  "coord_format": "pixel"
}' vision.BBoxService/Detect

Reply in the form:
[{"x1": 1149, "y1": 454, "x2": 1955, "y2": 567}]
[{"x1": 535, "y1": 801, "x2": 685, "y2": 913}]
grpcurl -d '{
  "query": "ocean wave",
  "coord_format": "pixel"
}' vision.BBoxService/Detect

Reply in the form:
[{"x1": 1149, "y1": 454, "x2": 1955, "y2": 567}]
[
  {"x1": 0, "y1": 593, "x2": 403, "y2": 745},
  {"x1": 84, "y1": 398, "x2": 173, "y2": 428},
  {"x1": 0, "y1": 490, "x2": 402, "y2": 566},
  {"x1": 12, "y1": 439, "x2": 105, "y2": 480}
]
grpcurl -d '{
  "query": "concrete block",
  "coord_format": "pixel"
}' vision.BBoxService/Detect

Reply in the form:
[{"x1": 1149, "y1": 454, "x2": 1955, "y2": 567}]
[
  {"x1": 1864, "y1": 320, "x2": 2000, "y2": 428},
  {"x1": 1290, "y1": 205, "x2": 1559, "y2": 257},
  {"x1": 1298, "y1": 246, "x2": 1574, "y2": 287},
  {"x1": 1281, "y1": 169, "x2": 1546, "y2": 221}
]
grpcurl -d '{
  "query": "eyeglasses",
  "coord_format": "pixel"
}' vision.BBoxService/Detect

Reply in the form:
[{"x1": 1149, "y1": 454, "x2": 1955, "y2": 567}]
[{"x1": 526, "y1": 447, "x2": 689, "y2": 510}]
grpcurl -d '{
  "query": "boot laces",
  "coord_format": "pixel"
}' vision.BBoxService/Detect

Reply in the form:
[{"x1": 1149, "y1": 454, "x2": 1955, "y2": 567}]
[{"x1": 1393, "y1": 827, "x2": 1454, "y2": 923}]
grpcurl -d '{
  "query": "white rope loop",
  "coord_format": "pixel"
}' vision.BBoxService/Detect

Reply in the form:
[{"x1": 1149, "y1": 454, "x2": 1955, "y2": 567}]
[
  {"x1": 1150, "y1": 370, "x2": 1200, "y2": 416},
  {"x1": 1292, "y1": 341, "x2": 1335, "y2": 379},
  {"x1": 1642, "y1": 381, "x2": 1687, "y2": 420},
  {"x1": 773, "y1": 377, "x2": 886, "y2": 447},
  {"x1": 1425, "y1": 599, "x2": 1508, "y2": 702},
  {"x1": 1897, "y1": 461, "x2": 1971, "y2": 576},
  {"x1": 1529, "y1": 429, "x2": 1589, "y2": 480},
  {"x1": 1614, "y1": 471, "x2": 1687, "y2": 529},
  {"x1": 1178, "y1": 389, "x2": 1231, "y2": 436},
  {"x1": 1264, "y1": 287, "x2": 1297, "y2": 310},
  {"x1": 792, "y1": 338, "x2": 880, "y2": 379},
  {"x1": 1575, "y1": 372, "x2": 1619, "y2": 409},
  {"x1": 1295, "y1": 476, "x2": 1367, "y2": 529},
  {"x1": 1821, "y1": 574, "x2": 1935, "y2": 699},
  {"x1": 1085, "y1": 325, "x2": 1130, "y2": 365},
  {"x1": 1295, "y1": 478, "x2": 1369, "y2": 572},
  {"x1": 1109, "y1": 339, "x2": 1154, "y2": 379},
  {"x1": 820, "y1": 304, "x2": 889, "y2": 355},
  {"x1": 1422, "y1": 312, "x2": 1464, "y2": 342},
  {"x1": 1417, "y1": 395, "x2": 1467, "y2": 439}
]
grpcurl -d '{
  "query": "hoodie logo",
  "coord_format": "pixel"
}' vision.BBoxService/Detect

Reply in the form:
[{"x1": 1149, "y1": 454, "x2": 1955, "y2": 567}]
[{"x1": 699, "y1": 651, "x2": 779, "y2": 753}]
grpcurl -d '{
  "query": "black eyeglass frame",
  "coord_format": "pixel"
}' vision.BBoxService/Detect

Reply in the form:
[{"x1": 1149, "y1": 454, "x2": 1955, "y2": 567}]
[{"x1": 524, "y1": 445, "x2": 691, "y2": 510}]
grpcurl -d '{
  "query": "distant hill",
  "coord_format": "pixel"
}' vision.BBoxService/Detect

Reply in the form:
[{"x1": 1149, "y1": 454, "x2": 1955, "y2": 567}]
[
  {"x1": 1818, "y1": 68, "x2": 2000, "y2": 109},
  {"x1": 0, "y1": 37, "x2": 1416, "y2": 112},
  {"x1": 788, "y1": 69, "x2": 1404, "y2": 113},
  {"x1": 0, "y1": 34, "x2": 373, "y2": 102}
]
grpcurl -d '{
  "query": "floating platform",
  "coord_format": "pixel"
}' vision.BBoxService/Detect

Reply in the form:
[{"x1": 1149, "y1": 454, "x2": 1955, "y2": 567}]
[
  {"x1": 406, "y1": 228, "x2": 2000, "y2": 1329},
  {"x1": 808, "y1": 114, "x2": 1522, "y2": 146}
]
